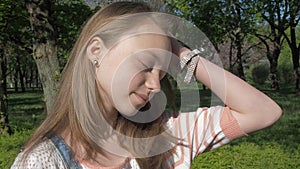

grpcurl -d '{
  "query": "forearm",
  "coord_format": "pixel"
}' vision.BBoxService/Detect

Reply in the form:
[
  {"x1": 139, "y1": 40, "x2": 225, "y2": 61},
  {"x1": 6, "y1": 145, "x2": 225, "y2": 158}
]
[{"x1": 194, "y1": 57, "x2": 282, "y2": 133}]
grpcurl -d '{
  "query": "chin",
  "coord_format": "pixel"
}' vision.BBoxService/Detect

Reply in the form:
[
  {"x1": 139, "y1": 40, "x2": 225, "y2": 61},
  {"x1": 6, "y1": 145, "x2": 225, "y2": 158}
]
[
  {"x1": 119, "y1": 102, "x2": 151, "y2": 117},
  {"x1": 139, "y1": 102, "x2": 151, "y2": 111}
]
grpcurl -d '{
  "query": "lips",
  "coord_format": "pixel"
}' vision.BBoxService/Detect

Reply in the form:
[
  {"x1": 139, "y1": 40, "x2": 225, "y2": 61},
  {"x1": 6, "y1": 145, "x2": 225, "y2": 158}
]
[{"x1": 134, "y1": 92, "x2": 149, "y2": 103}]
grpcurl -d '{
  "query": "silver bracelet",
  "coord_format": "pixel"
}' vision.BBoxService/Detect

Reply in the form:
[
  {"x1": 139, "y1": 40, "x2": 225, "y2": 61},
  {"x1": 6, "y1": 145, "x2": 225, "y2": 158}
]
[{"x1": 179, "y1": 49, "x2": 201, "y2": 83}]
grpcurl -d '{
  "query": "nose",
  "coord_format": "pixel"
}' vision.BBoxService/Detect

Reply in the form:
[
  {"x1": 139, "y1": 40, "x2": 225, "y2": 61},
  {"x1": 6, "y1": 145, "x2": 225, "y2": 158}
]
[{"x1": 145, "y1": 69, "x2": 161, "y2": 93}]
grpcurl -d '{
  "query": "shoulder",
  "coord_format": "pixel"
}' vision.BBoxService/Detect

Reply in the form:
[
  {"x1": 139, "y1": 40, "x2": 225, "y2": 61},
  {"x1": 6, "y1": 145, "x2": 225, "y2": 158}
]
[{"x1": 11, "y1": 139, "x2": 67, "y2": 169}]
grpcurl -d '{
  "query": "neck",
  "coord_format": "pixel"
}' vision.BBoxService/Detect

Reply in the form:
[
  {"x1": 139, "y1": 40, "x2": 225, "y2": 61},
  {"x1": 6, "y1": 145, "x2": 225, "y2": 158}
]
[{"x1": 61, "y1": 131, "x2": 129, "y2": 168}]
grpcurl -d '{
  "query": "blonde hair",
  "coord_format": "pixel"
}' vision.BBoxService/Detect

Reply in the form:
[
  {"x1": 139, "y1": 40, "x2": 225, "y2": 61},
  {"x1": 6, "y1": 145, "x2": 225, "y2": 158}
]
[{"x1": 22, "y1": 2, "x2": 177, "y2": 168}]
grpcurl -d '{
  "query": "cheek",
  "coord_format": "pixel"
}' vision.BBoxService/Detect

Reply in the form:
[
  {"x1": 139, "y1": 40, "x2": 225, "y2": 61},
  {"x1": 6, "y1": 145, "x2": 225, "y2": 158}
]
[
  {"x1": 109, "y1": 63, "x2": 139, "y2": 100},
  {"x1": 96, "y1": 65, "x2": 114, "y2": 91},
  {"x1": 111, "y1": 58, "x2": 145, "y2": 93},
  {"x1": 109, "y1": 67, "x2": 144, "y2": 116},
  {"x1": 129, "y1": 73, "x2": 145, "y2": 91}
]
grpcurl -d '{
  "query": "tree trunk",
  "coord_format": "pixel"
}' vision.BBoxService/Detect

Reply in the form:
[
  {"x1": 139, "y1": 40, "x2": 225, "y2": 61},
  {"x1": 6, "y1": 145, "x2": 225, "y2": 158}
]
[
  {"x1": 229, "y1": 38, "x2": 234, "y2": 72},
  {"x1": 20, "y1": 65, "x2": 26, "y2": 92},
  {"x1": 35, "y1": 69, "x2": 39, "y2": 89},
  {"x1": 268, "y1": 44, "x2": 280, "y2": 90},
  {"x1": 255, "y1": 33, "x2": 280, "y2": 90},
  {"x1": 266, "y1": 24, "x2": 281, "y2": 91},
  {"x1": 0, "y1": 47, "x2": 12, "y2": 134},
  {"x1": 29, "y1": 66, "x2": 34, "y2": 89},
  {"x1": 233, "y1": 2, "x2": 245, "y2": 80},
  {"x1": 289, "y1": 23, "x2": 300, "y2": 95},
  {"x1": 14, "y1": 69, "x2": 19, "y2": 92},
  {"x1": 296, "y1": 67, "x2": 300, "y2": 95},
  {"x1": 236, "y1": 33, "x2": 245, "y2": 80},
  {"x1": 26, "y1": 0, "x2": 60, "y2": 113},
  {"x1": 16, "y1": 55, "x2": 26, "y2": 92},
  {"x1": 269, "y1": 58, "x2": 279, "y2": 90}
]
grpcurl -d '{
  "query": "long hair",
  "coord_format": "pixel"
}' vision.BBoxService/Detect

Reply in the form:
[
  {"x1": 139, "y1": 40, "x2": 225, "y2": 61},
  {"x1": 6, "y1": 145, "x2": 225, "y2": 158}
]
[{"x1": 22, "y1": 2, "x2": 177, "y2": 168}]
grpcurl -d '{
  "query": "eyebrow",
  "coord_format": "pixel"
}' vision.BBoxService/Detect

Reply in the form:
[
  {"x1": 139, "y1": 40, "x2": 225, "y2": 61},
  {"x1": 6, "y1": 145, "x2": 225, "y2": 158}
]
[
  {"x1": 139, "y1": 50, "x2": 171, "y2": 70},
  {"x1": 143, "y1": 50, "x2": 164, "y2": 60},
  {"x1": 143, "y1": 50, "x2": 156, "y2": 56},
  {"x1": 134, "y1": 50, "x2": 158, "y2": 61}
]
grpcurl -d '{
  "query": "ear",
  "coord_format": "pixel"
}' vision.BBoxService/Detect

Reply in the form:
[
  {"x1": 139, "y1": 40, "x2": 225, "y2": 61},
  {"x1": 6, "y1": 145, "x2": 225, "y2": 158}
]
[{"x1": 86, "y1": 36, "x2": 105, "y2": 62}]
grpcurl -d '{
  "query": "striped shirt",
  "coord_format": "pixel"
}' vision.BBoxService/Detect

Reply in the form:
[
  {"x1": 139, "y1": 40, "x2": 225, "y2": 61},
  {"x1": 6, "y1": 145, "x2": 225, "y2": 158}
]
[
  {"x1": 163, "y1": 106, "x2": 246, "y2": 168},
  {"x1": 11, "y1": 106, "x2": 246, "y2": 169}
]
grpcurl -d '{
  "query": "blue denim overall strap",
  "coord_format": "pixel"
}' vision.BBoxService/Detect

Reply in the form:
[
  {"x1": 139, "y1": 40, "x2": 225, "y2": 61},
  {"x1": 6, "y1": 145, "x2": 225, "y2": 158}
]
[{"x1": 50, "y1": 136, "x2": 83, "y2": 169}]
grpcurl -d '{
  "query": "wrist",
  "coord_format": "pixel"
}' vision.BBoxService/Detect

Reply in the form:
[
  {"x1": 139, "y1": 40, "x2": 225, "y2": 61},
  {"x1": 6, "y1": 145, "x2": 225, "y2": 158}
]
[
  {"x1": 179, "y1": 49, "x2": 201, "y2": 83},
  {"x1": 179, "y1": 47, "x2": 191, "y2": 60}
]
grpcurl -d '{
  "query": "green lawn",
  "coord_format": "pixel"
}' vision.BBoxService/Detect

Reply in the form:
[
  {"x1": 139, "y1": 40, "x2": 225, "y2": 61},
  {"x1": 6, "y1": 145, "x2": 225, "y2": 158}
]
[
  {"x1": 0, "y1": 91, "x2": 46, "y2": 168},
  {"x1": 192, "y1": 84, "x2": 300, "y2": 168},
  {"x1": 0, "y1": 84, "x2": 299, "y2": 168}
]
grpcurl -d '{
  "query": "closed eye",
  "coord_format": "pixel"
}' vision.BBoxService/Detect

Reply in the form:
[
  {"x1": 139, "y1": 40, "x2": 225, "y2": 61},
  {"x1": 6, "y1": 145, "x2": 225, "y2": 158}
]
[{"x1": 138, "y1": 59, "x2": 153, "y2": 71}]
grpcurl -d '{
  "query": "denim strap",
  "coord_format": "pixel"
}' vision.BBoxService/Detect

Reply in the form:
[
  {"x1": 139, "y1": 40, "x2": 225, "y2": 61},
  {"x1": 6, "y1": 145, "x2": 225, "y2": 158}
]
[{"x1": 50, "y1": 136, "x2": 83, "y2": 169}]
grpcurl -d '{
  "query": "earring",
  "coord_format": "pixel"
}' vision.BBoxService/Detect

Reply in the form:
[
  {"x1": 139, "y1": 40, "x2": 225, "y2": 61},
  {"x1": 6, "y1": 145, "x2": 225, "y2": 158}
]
[{"x1": 93, "y1": 60, "x2": 100, "y2": 67}]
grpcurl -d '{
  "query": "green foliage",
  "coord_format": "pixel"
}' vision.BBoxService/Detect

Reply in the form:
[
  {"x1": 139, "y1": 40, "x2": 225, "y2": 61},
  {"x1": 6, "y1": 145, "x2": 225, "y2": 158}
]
[
  {"x1": 250, "y1": 63, "x2": 270, "y2": 84},
  {"x1": 53, "y1": 0, "x2": 95, "y2": 68},
  {"x1": 167, "y1": 0, "x2": 256, "y2": 50},
  {"x1": 278, "y1": 62, "x2": 294, "y2": 84},
  {"x1": 0, "y1": 130, "x2": 33, "y2": 168},
  {"x1": 167, "y1": 0, "x2": 228, "y2": 47},
  {"x1": 1, "y1": 0, "x2": 94, "y2": 89},
  {"x1": 52, "y1": 70, "x2": 62, "y2": 81},
  {"x1": 278, "y1": 45, "x2": 294, "y2": 84}
]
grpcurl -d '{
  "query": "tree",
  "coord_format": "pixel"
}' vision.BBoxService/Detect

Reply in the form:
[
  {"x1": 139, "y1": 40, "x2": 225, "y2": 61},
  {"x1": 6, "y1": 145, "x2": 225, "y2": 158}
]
[
  {"x1": 222, "y1": 0, "x2": 257, "y2": 80},
  {"x1": 25, "y1": 0, "x2": 93, "y2": 113},
  {"x1": 0, "y1": 0, "x2": 16, "y2": 134},
  {"x1": 25, "y1": 0, "x2": 61, "y2": 113},
  {"x1": 255, "y1": 0, "x2": 290, "y2": 90},
  {"x1": 167, "y1": 0, "x2": 258, "y2": 80},
  {"x1": 53, "y1": 0, "x2": 94, "y2": 68},
  {"x1": 5, "y1": 0, "x2": 37, "y2": 92},
  {"x1": 0, "y1": 0, "x2": 37, "y2": 134},
  {"x1": 0, "y1": 0, "x2": 95, "y2": 132},
  {"x1": 281, "y1": 0, "x2": 300, "y2": 95},
  {"x1": 0, "y1": 44, "x2": 10, "y2": 134},
  {"x1": 167, "y1": 0, "x2": 228, "y2": 49}
]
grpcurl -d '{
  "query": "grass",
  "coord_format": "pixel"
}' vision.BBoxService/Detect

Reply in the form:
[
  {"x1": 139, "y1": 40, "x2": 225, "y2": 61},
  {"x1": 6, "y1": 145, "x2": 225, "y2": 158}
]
[
  {"x1": 0, "y1": 83, "x2": 299, "y2": 168},
  {"x1": 8, "y1": 91, "x2": 46, "y2": 132},
  {"x1": 191, "y1": 83, "x2": 300, "y2": 168},
  {"x1": 0, "y1": 91, "x2": 45, "y2": 168}
]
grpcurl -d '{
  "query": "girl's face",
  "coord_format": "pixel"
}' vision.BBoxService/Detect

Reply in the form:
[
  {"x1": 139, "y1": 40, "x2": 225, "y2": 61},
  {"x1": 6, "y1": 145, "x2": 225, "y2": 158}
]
[{"x1": 96, "y1": 33, "x2": 172, "y2": 118}]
